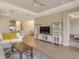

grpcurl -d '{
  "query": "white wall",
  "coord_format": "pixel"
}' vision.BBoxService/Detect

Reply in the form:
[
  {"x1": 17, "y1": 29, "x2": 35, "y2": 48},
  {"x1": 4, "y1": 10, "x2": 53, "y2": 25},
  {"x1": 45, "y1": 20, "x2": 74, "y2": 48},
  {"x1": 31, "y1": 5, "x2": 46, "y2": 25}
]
[
  {"x1": 16, "y1": 21, "x2": 21, "y2": 31},
  {"x1": 35, "y1": 12, "x2": 62, "y2": 25},
  {"x1": 35, "y1": 7, "x2": 79, "y2": 46},
  {"x1": 70, "y1": 19, "x2": 79, "y2": 35},
  {"x1": 0, "y1": 16, "x2": 10, "y2": 33},
  {"x1": 21, "y1": 20, "x2": 34, "y2": 34},
  {"x1": 0, "y1": 16, "x2": 34, "y2": 34}
]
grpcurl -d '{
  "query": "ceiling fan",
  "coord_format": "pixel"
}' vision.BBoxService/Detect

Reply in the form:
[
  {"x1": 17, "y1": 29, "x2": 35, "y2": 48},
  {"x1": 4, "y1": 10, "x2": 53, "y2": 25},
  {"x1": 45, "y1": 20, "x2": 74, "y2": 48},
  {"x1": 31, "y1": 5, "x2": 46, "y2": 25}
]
[{"x1": 32, "y1": 0, "x2": 45, "y2": 7}]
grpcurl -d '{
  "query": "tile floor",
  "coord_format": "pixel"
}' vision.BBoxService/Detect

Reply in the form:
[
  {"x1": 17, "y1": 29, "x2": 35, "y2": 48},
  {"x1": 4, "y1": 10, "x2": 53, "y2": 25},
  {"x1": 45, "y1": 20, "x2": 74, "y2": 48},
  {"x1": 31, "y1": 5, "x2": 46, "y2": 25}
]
[
  {"x1": 3, "y1": 39, "x2": 79, "y2": 59},
  {"x1": 70, "y1": 35, "x2": 79, "y2": 48}
]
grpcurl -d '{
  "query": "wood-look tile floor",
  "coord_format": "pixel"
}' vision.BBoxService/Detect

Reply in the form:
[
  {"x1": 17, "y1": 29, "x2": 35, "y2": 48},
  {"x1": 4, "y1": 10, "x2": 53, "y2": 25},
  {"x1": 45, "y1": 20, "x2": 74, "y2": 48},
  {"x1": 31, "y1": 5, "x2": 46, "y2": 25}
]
[
  {"x1": 34, "y1": 40, "x2": 79, "y2": 59},
  {"x1": 70, "y1": 37, "x2": 79, "y2": 48},
  {"x1": 6, "y1": 40, "x2": 79, "y2": 59}
]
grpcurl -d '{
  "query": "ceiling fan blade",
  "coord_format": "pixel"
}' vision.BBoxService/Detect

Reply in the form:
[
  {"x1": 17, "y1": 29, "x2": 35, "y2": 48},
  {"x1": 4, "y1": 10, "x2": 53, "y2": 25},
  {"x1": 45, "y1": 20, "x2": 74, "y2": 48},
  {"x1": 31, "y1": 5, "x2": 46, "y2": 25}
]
[
  {"x1": 31, "y1": 0, "x2": 45, "y2": 7},
  {"x1": 37, "y1": 3, "x2": 45, "y2": 6},
  {"x1": 33, "y1": 0, "x2": 37, "y2": 3}
]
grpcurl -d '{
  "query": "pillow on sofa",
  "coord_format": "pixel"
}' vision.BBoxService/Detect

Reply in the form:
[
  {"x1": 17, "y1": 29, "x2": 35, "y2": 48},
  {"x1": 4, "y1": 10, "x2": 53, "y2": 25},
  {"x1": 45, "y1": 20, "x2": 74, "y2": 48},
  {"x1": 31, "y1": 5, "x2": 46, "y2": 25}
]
[{"x1": 2, "y1": 32, "x2": 17, "y2": 40}]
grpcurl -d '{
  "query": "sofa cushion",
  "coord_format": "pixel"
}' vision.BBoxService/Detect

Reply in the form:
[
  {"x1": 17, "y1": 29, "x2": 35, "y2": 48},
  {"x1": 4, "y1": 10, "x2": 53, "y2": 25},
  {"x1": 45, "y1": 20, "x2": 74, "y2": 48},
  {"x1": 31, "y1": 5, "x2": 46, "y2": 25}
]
[
  {"x1": 0, "y1": 34, "x2": 3, "y2": 41},
  {"x1": 2, "y1": 32, "x2": 17, "y2": 40}
]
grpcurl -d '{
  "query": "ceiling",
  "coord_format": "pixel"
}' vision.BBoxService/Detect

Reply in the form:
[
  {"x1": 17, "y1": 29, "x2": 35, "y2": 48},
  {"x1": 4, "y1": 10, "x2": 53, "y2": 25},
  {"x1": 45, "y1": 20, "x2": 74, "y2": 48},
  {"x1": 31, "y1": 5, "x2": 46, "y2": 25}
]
[
  {"x1": 68, "y1": 11, "x2": 79, "y2": 24},
  {"x1": 0, "y1": 7, "x2": 34, "y2": 20},
  {"x1": 0, "y1": 0, "x2": 78, "y2": 19},
  {"x1": 0, "y1": 0, "x2": 75, "y2": 13},
  {"x1": 69, "y1": 11, "x2": 79, "y2": 19}
]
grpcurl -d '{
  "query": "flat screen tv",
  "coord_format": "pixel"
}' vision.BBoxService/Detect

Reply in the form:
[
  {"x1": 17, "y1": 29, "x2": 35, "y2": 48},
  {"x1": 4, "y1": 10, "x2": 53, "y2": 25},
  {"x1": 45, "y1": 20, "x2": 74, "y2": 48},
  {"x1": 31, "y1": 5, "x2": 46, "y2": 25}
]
[{"x1": 40, "y1": 26, "x2": 50, "y2": 34}]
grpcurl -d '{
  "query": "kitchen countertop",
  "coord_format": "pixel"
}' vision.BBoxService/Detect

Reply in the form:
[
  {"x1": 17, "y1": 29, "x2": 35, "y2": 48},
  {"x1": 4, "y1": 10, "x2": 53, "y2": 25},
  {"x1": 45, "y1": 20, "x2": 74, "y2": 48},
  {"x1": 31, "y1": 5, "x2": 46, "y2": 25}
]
[{"x1": 23, "y1": 35, "x2": 79, "y2": 59}]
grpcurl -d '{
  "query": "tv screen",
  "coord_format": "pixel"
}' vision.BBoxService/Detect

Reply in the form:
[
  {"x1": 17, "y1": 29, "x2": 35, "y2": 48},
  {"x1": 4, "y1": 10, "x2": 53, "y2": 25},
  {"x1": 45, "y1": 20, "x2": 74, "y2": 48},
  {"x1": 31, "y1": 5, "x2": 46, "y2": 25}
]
[{"x1": 40, "y1": 26, "x2": 50, "y2": 34}]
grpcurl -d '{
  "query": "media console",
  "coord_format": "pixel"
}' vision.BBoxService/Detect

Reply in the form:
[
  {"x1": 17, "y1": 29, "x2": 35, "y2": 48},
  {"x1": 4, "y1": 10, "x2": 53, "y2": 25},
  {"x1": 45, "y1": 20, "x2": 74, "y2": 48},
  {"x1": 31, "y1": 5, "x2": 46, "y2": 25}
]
[
  {"x1": 38, "y1": 34, "x2": 53, "y2": 43},
  {"x1": 34, "y1": 22, "x2": 63, "y2": 45}
]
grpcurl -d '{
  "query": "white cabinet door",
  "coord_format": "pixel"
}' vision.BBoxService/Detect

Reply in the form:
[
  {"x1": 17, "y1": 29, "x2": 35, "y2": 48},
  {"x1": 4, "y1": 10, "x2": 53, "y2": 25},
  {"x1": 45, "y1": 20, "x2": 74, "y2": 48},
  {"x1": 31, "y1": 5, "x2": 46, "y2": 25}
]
[
  {"x1": 59, "y1": 36, "x2": 63, "y2": 45},
  {"x1": 47, "y1": 35, "x2": 53, "y2": 42},
  {"x1": 53, "y1": 36, "x2": 62, "y2": 45},
  {"x1": 38, "y1": 35, "x2": 42, "y2": 40}
]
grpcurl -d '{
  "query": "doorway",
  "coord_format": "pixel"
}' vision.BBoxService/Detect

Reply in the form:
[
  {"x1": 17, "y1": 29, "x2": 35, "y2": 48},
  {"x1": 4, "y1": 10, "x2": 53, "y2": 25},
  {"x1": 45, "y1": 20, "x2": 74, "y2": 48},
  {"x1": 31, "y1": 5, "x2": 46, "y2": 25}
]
[{"x1": 69, "y1": 11, "x2": 79, "y2": 48}]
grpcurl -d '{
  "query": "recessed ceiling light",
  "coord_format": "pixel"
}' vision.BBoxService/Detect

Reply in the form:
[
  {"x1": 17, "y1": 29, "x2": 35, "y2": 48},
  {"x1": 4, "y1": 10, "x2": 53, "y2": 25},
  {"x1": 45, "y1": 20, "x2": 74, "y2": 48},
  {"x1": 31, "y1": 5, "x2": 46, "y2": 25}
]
[
  {"x1": 34, "y1": 3, "x2": 38, "y2": 6},
  {"x1": 6, "y1": 13, "x2": 10, "y2": 16},
  {"x1": 61, "y1": 1, "x2": 65, "y2": 4}
]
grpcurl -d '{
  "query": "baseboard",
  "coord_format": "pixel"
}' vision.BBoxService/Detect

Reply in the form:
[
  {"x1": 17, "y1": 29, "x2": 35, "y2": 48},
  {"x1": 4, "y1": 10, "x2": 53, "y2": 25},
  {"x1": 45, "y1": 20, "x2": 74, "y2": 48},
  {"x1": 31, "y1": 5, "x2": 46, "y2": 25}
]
[{"x1": 62, "y1": 44, "x2": 69, "y2": 46}]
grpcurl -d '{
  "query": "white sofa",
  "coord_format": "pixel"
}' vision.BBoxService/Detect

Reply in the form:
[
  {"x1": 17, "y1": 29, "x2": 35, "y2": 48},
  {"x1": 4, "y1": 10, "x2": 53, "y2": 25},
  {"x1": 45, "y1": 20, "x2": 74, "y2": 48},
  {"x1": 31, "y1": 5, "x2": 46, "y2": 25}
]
[{"x1": 0, "y1": 33, "x2": 23, "y2": 59}]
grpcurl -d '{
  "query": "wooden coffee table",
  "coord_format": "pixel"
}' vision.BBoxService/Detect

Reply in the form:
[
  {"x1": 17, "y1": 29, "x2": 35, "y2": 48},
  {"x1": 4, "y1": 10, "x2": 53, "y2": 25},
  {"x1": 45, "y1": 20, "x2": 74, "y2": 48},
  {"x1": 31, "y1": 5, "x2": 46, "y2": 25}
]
[{"x1": 12, "y1": 42, "x2": 33, "y2": 59}]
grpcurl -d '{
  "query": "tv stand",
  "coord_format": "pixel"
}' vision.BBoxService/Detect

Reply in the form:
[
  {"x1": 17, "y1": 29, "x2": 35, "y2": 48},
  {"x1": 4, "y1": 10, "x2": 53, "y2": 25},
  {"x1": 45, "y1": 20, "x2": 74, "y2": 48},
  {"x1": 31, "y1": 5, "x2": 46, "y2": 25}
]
[
  {"x1": 37, "y1": 33, "x2": 62, "y2": 45},
  {"x1": 38, "y1": 34, "x2": 53, "y2": 43}
]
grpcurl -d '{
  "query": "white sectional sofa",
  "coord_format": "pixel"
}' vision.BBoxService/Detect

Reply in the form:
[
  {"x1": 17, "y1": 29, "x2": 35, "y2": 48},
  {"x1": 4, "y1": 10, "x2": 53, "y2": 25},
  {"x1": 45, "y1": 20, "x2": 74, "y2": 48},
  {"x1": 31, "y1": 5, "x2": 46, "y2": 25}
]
[
  {"x1": 0, "y1": 33, "x2": 23, "y2": 59},
  {"x1": 0, "y1": 38, "x2": 22, "y2": 48},
  {"x1": 0, "y1": 33, "x2": 23, "y2": 48}
]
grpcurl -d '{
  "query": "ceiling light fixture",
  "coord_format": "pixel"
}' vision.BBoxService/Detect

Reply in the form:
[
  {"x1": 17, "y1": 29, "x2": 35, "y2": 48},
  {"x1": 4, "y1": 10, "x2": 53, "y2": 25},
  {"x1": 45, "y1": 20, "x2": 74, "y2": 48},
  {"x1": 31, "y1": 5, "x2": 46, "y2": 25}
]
[
  {"x1": 31, "y1": 0, "x2": 45, "y2": 7},
  {"x1": 61, "y1": 1, "x2": 65, "y2": 4},
  {"x1": 34, "y1": 3, "x2": 37, "y2": 6}
]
